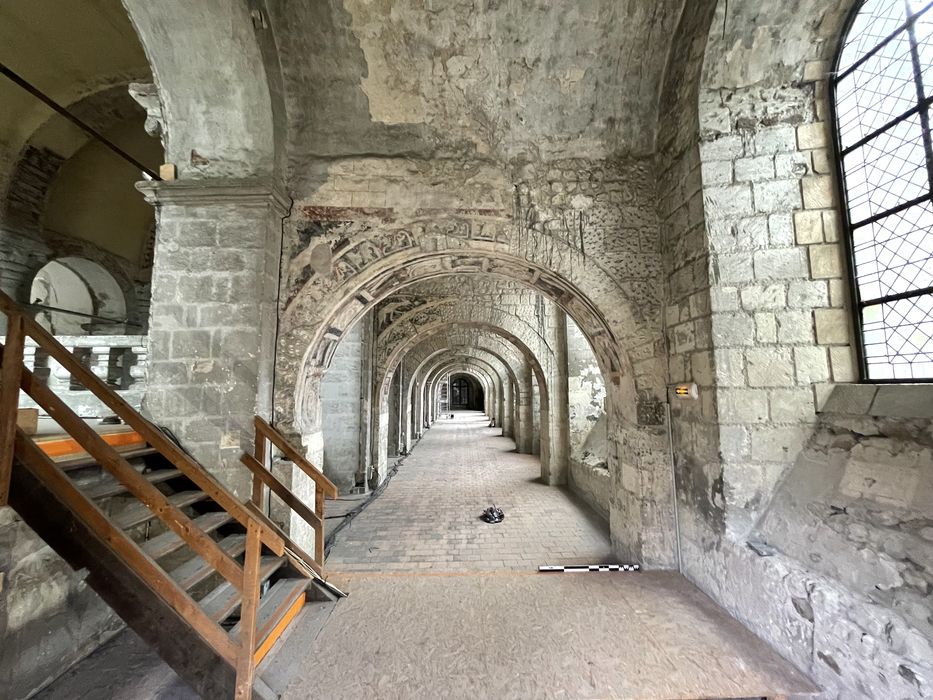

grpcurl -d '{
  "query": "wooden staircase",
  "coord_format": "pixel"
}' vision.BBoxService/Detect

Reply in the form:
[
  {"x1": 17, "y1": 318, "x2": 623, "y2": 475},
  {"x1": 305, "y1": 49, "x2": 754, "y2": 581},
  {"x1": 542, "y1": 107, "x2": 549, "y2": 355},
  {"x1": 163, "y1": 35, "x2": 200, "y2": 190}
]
[{"x1": 0, "y1": 291, "x2": 339, "y2": 699}]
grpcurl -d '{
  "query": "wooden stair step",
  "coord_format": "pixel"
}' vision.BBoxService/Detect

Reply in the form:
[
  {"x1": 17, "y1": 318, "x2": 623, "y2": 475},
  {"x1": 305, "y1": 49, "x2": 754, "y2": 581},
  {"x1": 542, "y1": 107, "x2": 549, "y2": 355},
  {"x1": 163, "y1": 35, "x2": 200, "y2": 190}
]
[
  {"x1": 55, "y1": 446, "x2": 159, "y2": 472},
  {"x1": 80, "y1": 469, "x2": 184, "y2": 500},
  {"x1": 114, "y1": 491, "x2": 211, "y2": 530},
  {"x1": 141, "y1": 511, "x2": 233, "y2": 560},
  {"x1": 170, "y1": 534, "x2": 248, "y2": 590},
  {"x1": 229, "y1": 578, "x2": 308, "y2": 662},
  {"x1": 200, "y1": 557, "x2": 286, "y2": 623}
]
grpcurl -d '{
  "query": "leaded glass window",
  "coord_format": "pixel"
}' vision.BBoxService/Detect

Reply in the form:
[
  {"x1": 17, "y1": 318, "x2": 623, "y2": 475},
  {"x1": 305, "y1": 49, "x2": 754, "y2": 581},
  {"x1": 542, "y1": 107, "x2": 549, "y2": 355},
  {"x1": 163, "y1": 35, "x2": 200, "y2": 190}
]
[{"x1": 834, "y1": 0, "x2": 933, "y2": 381}]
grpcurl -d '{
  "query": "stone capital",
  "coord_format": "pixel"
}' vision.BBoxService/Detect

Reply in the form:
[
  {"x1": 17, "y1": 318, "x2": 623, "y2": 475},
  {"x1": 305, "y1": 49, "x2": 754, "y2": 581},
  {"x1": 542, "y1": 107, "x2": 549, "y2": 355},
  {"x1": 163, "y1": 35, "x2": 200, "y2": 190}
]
[{"x1": 136, "y1": 177, "x2": 290, "y2": 215}]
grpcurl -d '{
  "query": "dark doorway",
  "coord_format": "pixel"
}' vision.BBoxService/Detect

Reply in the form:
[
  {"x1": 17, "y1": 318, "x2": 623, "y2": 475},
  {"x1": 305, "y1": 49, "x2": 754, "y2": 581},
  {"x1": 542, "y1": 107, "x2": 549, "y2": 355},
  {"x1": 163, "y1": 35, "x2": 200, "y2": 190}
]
[{"x1": 449, "y1": 373, "x2": 484, "y2": 410}]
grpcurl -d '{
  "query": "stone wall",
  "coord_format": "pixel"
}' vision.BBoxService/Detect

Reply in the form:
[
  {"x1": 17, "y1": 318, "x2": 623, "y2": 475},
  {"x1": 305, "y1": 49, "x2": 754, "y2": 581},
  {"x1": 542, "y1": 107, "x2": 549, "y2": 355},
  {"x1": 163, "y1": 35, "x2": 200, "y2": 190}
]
[
  {"x1": 321, "y1": 321, "x2": 366, "y2": 493},
  {"x1": 566, "y1": 315, "x2": 608, "y2": 520},
  {"x1": 0, "y1": 509, "x2": 122, "y2": 699},
  {"x1": 652, "y1": 1, "x2": 933, "y2": 696}
]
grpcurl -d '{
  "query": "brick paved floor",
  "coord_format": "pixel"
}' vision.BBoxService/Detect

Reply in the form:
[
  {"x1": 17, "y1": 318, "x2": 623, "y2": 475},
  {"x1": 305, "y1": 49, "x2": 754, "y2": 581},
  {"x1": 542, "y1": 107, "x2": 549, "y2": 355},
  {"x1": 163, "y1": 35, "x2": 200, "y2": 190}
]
[{"x1": 325, "y1": 411, "x2": 612, "y2": 573}]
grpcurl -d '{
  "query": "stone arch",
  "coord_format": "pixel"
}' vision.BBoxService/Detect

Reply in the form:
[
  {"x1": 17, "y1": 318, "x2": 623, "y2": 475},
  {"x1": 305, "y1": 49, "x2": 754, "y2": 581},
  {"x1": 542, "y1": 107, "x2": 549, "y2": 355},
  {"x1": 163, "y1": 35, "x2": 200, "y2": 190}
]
[
  {"x1": 0, "y1": 83, "x2": 159, "y2": 329},
  {"x1": 279, "y1": 228, "x2": 674, "y2": 564},
  {"x1": 373, "y1": 321, "x2": 551, "y2": 484},
  {"x1": 423, "y1": 355, "x2": 503, "y2": 423},
  {"x1": 30, "y1": 257, "x2": 129, "y2": 334},
  {"x1": 122, "y1": 1, "x2": 281, "y2": 179},
  {"x1": 404, "y1": 340, "x2": 521, "y2": 444},
  {"x1": 428, "y1": 363, "x2": 494, "y2": 415}
]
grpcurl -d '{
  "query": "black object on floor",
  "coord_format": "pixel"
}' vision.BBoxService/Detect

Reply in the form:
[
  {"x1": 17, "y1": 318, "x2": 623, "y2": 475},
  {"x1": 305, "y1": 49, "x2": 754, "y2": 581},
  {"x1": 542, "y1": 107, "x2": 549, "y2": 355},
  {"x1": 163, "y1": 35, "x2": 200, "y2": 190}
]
[{"x1": 480, "y1": 505, "x2": 504, "y2": 523}]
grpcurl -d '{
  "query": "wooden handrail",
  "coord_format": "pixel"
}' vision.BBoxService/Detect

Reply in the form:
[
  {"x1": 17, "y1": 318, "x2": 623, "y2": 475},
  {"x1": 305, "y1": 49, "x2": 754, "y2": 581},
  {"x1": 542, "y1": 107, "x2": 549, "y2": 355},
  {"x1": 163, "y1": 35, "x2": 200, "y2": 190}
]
[
  {"x1": 12, "y1": 357, "x2": 245, "y2": 589},
  {"x1": 0, "y1": 311, "x2": 23, "y2": 506},
  {"x1": 247, "y1": 417, "x2": 336, "y2": 575},
  {"x1": 0, "y1": 291, "x2": 284, "y2": 556},
  {"x1": 253, "y1": 417, "x2": 338, "y2": 498},
  {"x1": 241, "y1": 454, "x2": 324, "y2": 530},
  {"x1": 14, "y1": 429, "x2": 239, "y2": 665}
]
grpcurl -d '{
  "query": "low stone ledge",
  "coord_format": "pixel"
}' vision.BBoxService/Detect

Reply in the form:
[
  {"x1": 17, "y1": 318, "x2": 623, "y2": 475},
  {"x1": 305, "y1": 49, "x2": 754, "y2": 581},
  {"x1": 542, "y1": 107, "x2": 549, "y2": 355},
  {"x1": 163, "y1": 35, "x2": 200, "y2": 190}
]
[{"x1": 819, "y1": 382, "x2": 933, "y2": 418}]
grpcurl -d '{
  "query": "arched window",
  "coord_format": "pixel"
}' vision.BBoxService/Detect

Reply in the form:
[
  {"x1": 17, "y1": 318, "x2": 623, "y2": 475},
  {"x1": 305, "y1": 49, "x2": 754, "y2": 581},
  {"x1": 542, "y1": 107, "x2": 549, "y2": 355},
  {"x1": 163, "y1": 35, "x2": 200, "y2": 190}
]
[{"x1": 833, "y1": 0, "x2": 933, "y2": 381}]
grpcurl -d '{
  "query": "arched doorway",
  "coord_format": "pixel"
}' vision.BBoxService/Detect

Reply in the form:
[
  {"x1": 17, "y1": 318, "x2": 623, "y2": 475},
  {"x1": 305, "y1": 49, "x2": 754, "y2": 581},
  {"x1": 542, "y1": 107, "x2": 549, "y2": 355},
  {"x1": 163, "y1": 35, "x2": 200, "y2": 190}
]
[{"x1": 449, "y1": 373, "x2": 484, "y2": 410}]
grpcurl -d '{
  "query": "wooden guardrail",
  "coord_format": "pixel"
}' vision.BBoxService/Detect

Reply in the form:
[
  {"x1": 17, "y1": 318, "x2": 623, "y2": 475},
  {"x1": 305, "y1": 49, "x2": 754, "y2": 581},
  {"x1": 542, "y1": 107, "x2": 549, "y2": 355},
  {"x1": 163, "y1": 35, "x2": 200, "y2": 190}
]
[
  {"x1": 243, "y1": 416, "x2": 338, "y2": 574},
  {"x1": 0, "y1": 291, "x2": 290, "y2": 698}
]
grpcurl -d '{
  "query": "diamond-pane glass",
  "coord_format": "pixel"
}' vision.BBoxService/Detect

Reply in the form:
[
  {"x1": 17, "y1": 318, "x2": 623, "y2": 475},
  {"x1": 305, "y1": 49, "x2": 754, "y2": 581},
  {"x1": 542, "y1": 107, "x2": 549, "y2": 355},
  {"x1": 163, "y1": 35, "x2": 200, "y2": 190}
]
[
  {"x1": 837, "y1": 31, "x2": 916, "y2": 150},
  {"x1": 839, "y1": 0, "x2": 908, "y2": 72},
  {"x1": 843, "y1": 113, "x2": 928, "y2": 222},
  {"x1": 835, "y1": 0, "x2": 933, "y2": 382},
  {"x1": 862, "y1": 293, "x2": 933, "y2": 379},
  {"x1": 852, "y1": 201, "x2": 933, "y2": 300}
]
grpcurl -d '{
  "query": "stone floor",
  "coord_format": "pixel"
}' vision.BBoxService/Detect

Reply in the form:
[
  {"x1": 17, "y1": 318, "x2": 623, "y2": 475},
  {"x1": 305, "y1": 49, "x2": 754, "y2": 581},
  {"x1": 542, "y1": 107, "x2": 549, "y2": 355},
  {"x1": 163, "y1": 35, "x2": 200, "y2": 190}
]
[
  {"x1": 36, "y1": 410, "x2": 819, "y2": 699},
  {"x1": 325, "y1": 411, "x2": 613, "y2": 574},
  {"x1": 281, "y1": 572, "x2": 818, "y2": 700}
]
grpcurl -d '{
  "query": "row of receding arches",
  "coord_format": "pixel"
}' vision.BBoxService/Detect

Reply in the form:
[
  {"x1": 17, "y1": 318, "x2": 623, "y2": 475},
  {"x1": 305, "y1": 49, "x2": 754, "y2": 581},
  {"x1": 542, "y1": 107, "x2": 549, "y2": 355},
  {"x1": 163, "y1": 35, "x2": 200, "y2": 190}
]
[{"x1": 317, "y1": 278, "x2": 609, "y2": 516}]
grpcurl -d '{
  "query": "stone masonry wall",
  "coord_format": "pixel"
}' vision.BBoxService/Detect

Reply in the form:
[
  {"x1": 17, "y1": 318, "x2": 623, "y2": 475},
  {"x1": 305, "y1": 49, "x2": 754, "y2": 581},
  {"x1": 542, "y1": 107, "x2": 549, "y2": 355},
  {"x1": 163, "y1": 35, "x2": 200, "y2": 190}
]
[
  {"x1": 321, "y1": 322, "x2": 365, "y2": 492},
  {"x1": 566, "y1": 314, "x2": 609, "y2": 520}
]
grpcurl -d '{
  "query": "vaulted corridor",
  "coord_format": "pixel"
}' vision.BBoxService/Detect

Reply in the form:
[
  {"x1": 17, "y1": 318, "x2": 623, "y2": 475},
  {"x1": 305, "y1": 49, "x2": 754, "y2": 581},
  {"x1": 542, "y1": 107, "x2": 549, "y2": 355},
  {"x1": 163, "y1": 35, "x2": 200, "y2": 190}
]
[
  {"x1": 325, "y1": 410, "x2": 611, "y2": 573},
  {"x1": 4, "y1": 1, "x2": 933, "y2": 697}
]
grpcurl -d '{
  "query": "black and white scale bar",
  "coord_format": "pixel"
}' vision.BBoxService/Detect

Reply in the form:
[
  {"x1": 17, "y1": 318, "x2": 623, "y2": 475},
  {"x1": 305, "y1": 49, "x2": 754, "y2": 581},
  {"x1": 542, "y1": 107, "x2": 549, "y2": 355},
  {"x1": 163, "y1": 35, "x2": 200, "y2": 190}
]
[{"x1": 538, "y1": 564, "x2": 640, "y2": 573}]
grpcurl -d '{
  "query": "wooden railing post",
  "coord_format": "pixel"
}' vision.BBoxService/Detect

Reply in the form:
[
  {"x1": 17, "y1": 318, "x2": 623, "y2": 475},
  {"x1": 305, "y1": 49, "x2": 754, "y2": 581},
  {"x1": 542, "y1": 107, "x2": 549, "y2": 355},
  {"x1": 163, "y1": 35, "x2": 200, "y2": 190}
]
[
  {"x1": 314, "y1": 486, "x2": 325, "y2": 569},
  {"x1": 0, "y1": 313, "x2": 25, "y2": 506},
  {"x1": 250, "y1": 418, "x2": 266, "y2": 510},
  {"x1": 234, "y1": 520, "x2": 262, "y2": 700}
]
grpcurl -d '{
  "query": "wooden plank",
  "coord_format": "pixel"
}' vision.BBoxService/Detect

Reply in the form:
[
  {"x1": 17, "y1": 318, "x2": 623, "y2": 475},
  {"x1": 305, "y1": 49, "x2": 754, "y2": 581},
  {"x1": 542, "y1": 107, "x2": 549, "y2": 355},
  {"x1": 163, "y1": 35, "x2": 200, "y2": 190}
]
[
  {"x1": 8, "y1": 449, "x2": 239, "y2": 697},
  {"x1": 15, "y1": 313, "x2": 282, "y2": 552},
  {"x1": 143, "y1": 512, "x2": 233, "y2": 560},
  {"x1": 19, "y1": 365, "x2": 245, "y2": 591},
  {"x1": 38, "y1": 430, "x2": 146, "y2": 459},
  {"x1": 228, "y1": 578, "x2": 308, "y2": 659},
  {"x1": 83, "y1": 468, "x2": 183, "y2": 500},
  {"x1": 170, "y1": 535, "x2": 248, "y2": 591},
  {"x1": 0, "y1": 317, "x2": 24, "y2": 506},
  {"x1": 315, "y1": 486, "x2": 325, "y2": 569},
  {"x1": 240, "y1": 453, "x2": 323, "y2": 530},
  {"x1": 254, "y1": 417, "x2": 338, "y2": 498},
  {"x1": 253, "y1": 590, "x2": 305, "y2": 663},
  {"x1": 200, "y1": 557, "x2": 285, "y2": 623},
  {"x1": 16, "y1": 408, "x2": 38, "y2": 435},
  {"x1": 56, "y1": 446, "x2": 158, "y2": 471},
  {"x1": 12, "y1": 430, "x2": 238, "y2": 665},
  {"x1": 251, "y1": 430, "x2": 266, "y2": 508},
  {"x1": 113, "y1": 491, "x2": 210, "y2": 530},
  {"x1": 235, "y1": 521, "x2": 262, "y2": 700}
]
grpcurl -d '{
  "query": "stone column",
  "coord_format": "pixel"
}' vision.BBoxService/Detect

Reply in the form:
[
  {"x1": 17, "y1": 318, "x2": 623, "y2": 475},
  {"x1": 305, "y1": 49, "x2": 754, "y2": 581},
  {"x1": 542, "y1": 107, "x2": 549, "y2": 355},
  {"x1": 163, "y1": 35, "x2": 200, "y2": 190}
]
[
  {"x1": 138, "y1": 178, "x2": 286, "y2": 497},
  {"x1": 518, "y1": 364, "x2": 534, "y2": 454},
  {"x1": 546, "y1": 308, "x2": 570, "y2": 485}
]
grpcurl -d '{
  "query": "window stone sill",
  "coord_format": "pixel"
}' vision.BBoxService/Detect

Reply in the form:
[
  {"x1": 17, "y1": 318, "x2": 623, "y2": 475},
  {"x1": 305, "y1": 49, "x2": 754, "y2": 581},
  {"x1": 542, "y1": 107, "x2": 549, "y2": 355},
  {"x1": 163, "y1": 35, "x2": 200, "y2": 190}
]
[{"x1": 818, "y1": 383, "x2": 933, "y2": 418}]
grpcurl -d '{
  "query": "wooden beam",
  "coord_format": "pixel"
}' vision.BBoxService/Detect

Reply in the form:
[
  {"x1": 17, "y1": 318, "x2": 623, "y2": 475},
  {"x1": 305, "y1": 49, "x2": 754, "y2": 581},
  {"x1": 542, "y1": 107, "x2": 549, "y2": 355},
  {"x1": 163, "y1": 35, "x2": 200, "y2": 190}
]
[
  {"x1": 19, "y1": 364, "x2": 246, "y2": 589},
  {"x1": 254, "y1": 416, "x2": 338, "y2": 498},
  {"x1": 13, "y1": 431, "x2": 238, "y2": 665},
  {"x1": 0, "y1": 300, "x2": 283, "y2": 553},
  {"x1": 234, "y1": 521, "x2": 262, "y2": 700},
  {"x1": 0, "y1": 316, "x2": 24, "y2": 506},
  {"x1": 240, "y1": 454, "x2": 323, "y2": 531}
]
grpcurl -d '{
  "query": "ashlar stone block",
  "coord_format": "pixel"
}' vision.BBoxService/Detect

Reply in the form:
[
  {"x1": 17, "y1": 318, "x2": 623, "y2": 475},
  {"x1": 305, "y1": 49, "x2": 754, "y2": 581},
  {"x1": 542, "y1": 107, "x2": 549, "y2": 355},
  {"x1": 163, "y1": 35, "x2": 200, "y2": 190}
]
[
  {"x1": 815, "y1": 308, "x2": 851, "y2": 345},
  {"x1": 754, "y1": 179, "x2": 803, "y2": 213},
  {"x1": 809, "y1": 244, "x2": 843, "y2": 279},
  {"x1": 794, "y1": 210, "x2": 823, "y2": 244},
  {"x1": 746, "y1": 348, "x2": 795, "y2": 387},
  {"x1": 802, "y1": 175, "x2": 836, "y2": 209},
  {"x1": 754, "y1": 248, "x2": 808, "y2": 280}
]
